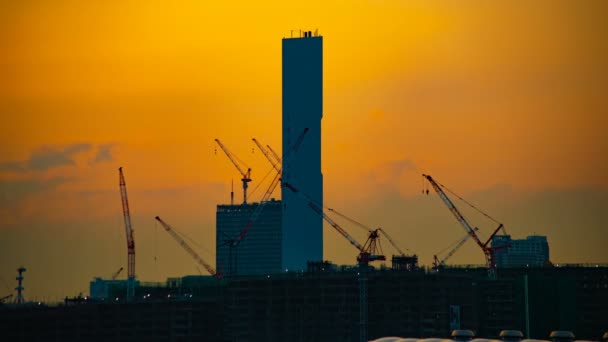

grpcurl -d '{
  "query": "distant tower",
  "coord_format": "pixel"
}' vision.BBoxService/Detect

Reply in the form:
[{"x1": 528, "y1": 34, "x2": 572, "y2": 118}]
[
  {"x1": 281, "y1": 30, "x2": 323, "y2": 271},
  {"x1": 15, "y1": 266, "x2": 26, "y2": 304}
]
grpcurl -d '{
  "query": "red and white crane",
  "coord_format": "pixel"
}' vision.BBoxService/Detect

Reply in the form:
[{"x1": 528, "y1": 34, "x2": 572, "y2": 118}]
[
  {"x1": 118, "y1": 167, "x2": 136, "y2": 299},
  {"x1": 155, "y1": 216, "x2": 220, "y2": 278},
  {"x1": 214, "y1": 139, "x2": 252, "y2": 204},
  {"x1": 423, "y1": 174, "x2": 506, "y2": 272}
]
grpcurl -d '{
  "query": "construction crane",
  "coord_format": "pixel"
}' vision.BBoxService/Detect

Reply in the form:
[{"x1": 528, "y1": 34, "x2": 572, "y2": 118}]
[
  {"x1": 266, "y1": 144, "x2": 281, "y2": 165},
  {"x1": 327, "y1": 207, "x2": 413, "y2": 256},
  {"x1": 118, "y1": 167, "x2": 136, "y2": 299},
  {"x1": 252, "y1": 138, "x2": 281, "y2": 173},
  {"x1": 432, "y1": 228, "x2": 479, "y2": 270},
  {"x1": 155, "y1": 216, "x2": 220, "y2": 278},
  {"x1": 284, "y1": 182, "x2": 384, "y2": 342},
  {"x1": 214, "y1": 139, "x2": 252, "y2": 204},
  {"x1": 0, "y1": 294, "x2": 13, "y2": 303},
  {"x1": 111, "y1": 267, "x2": 124, "y2": 280},
  {"x1": 423, "y1": 174, "x2": 507, "y2": 274},
  {"x1": 221, "y1": 128, "x2": 309, "y2": 277}
]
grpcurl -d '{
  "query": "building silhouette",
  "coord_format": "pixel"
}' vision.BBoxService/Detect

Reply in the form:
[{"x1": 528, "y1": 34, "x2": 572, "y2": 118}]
[
  {"x1": 281, "y1": 32, "x2": 324, "y2": 271},
  {"x1": 492, "y1": 235, "x2": 550, "y2": 268},
  {"x1": 216, "y1": 200, "x2": 282, "y2": 276}
]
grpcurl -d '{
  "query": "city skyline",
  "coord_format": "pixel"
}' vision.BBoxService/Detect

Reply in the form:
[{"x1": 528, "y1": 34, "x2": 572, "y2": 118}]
[{"x1": 1, "y1": 0, "x2": 607, "y2": 300}]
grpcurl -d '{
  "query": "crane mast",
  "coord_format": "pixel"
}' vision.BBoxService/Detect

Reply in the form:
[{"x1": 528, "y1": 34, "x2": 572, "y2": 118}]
[
  {"x1": 214, "y1": 139, "x2": 252, "y2": 204},
  {"x1": 155, "y1": 216, "x2": 220, "y2": 278},
  {"x1": 423, "y1": 174, "x2": 506, "y2": 271},
  {"x1": 118, "y1": 167, "x2": 135, "y2": 299}
]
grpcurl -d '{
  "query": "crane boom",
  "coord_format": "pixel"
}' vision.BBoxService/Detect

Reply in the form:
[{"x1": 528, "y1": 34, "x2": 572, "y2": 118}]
[
  {"x1": 284, "y1": 182, "x2": 365, "y2": 252},
  {"x1": 423, "y1": 174, "x2": 506, "y2": 270},
  {"x1": 378, "y1": 229, "x2": 408, "y2": 256},
  {"x1": 423, "y1": 174, "x2": 485, "y2": 247},
  {"x1": 111, "y1": 267, "x2": 124, "y2": 280},
  {"x1": 214, "y1": 139, "x2": 252, "y2": 204},
  {"x1": 433, "y1": 228, "x2": 478, "y2": 268},
  {"x1": 266, "y1": 144, "x2": 281, "y2": 164},
  {"x1": 252, "y1": 138, "x2": 281, "y2": 173},
  {"x1": 328, "y1": 208, "x2": 411, "y2": 256},
  {"x1": 327, "y1": 207, "x2": 372, "y2": 233},
  {"x1": 155, "y1": 216, "x2": 219, "y2": 278},
  {"x1": 0, "y1": 294, "x2": 13, "y2": 303},
  {"x1": 118, "y1": 167, "x2": 136, "y2": 280}
]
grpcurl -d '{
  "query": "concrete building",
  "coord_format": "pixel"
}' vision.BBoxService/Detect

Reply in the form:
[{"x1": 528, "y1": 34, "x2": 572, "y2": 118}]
[
  {"x1": 216, "y1": 200, "x2": 282, "y2": 276},
  {"x1": 281, "y1": 31, "x2": 324, "y2": 271},
  {"x1": 491, "y1": 235, "x2": 550, "y2": 268}
]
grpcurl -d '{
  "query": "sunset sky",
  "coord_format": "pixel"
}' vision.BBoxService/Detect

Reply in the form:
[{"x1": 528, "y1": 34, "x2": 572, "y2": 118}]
[{"x1": 1, "y1": 0, "x2": 607, "y2": 301}]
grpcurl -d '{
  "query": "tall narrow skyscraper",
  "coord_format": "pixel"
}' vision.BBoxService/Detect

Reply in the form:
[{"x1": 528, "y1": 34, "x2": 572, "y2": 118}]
[{"x1": 281, "y1": 32, "x2": 323, "y2": 271}]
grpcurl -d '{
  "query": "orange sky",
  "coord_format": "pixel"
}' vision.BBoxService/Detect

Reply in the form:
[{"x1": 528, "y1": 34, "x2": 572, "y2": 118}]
[{"x1": 1, "y1": 0, "x2": 607, "y2": 300}]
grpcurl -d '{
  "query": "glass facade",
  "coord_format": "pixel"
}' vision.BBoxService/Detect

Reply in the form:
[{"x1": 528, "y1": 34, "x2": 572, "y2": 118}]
[
  {"x1": 492, "y1": 235, "x2": 550, "y2": 267},
  {"x1": 216, "y1": 200, "x2": 282, "y2": 276}
]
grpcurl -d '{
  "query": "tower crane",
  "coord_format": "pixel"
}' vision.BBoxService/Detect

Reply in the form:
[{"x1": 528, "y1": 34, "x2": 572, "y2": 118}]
[
  {"x1": 327, "y1": 207, "x2": 414, "y2": 257},
  {"x1": 214, "y1": 139, "x2": 252, "y2": 204},
  {"x1": 266, "y1": 144, "x2": 281, "y2": 165},
  {"x1": 432, "y1": 228, "x2": 478, "y2": 270},
  {"x1": 422, "y1": 174, "x2": 507, "y2": 274},
  {"x1": 221, "y1": 128, "x2": 309, "y2": 278},
  {"x1": 111, "y1": 267, "x2": 124, "y2": 280},
  {"x1": 155, "y1": 216, "x2": 220, "y2": 278},
  {"x1": 284, "y1": 182, "x2": 385, "y2": 342},
  {"x1": 118, "y1": 167, "x2": 135, "y2": 299},
  {"x1": 252, "y1": 138, "x2": 281, "y2": 173}
]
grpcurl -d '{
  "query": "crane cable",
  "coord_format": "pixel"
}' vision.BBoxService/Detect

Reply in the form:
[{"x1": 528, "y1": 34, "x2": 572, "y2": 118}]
[
  {"x1": 247, "y1": 164, "x2": 277, "y2": 200},
  {"x1": 430, "y1": 178, "x2": 503, "y2": 226}
]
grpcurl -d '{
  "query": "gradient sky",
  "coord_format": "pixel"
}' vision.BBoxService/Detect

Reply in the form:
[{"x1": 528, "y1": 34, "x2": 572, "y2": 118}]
[{"x1": 1, "y1": 0, "x2": 607, "y2": 301}]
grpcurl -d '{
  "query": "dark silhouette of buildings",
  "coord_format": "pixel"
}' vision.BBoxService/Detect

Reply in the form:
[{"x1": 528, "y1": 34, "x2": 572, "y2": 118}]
[{"x1": 3, "y1": 265, "x2": 607, "y2": 341}]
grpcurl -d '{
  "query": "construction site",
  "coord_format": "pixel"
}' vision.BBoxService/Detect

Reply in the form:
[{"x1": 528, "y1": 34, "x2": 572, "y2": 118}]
[{"x1": 1, "y1": 32, "x2": 607, "y2": 342}]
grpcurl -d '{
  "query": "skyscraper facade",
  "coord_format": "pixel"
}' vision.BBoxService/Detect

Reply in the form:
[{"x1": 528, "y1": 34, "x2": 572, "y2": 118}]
[
  {"x1": 281, "y1": 32, "x2": 323, "y2": 271},
  {"x1": 491, "y1": 235, "x2": 550, "y2": 267},
  {"x1": 216, "y1": 200, "x2": 282, "y2": 276}
]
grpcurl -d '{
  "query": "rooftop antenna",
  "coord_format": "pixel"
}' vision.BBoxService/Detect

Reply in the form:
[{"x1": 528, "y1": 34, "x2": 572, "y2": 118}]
[
  {"x1": 15, "y1": 266, "x2": 26, "y2": 304},
  {"x1": 230, "y1": 179, "x2": 234, "y2": 206}
]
